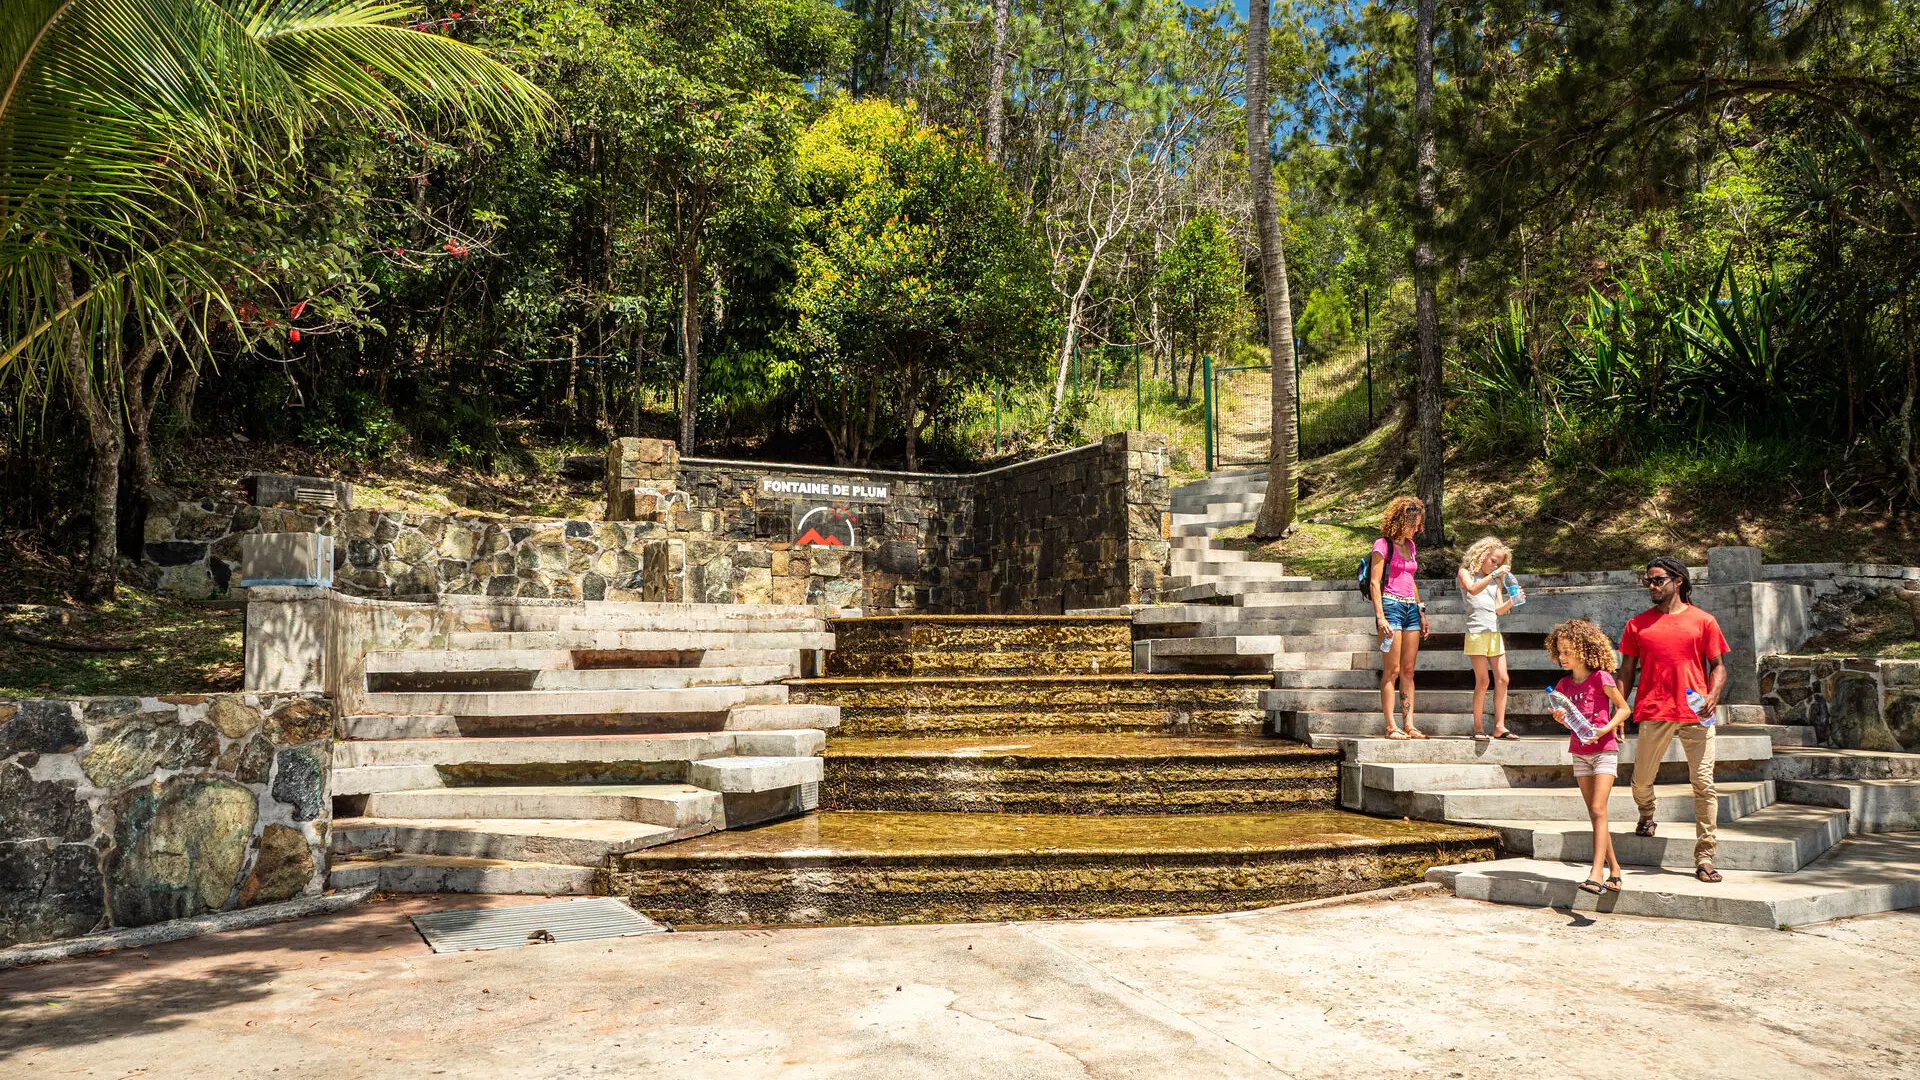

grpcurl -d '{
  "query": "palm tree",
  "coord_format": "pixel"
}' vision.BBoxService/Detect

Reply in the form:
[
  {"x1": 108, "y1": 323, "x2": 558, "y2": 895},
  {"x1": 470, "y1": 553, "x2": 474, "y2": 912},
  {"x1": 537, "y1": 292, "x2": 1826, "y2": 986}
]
[
  {"x1": 0, "y1": 1, "x2": 551, "y2": 599},
  {"x1": 1247, "y1": 0, "x2": 1297, "y2": 540}
]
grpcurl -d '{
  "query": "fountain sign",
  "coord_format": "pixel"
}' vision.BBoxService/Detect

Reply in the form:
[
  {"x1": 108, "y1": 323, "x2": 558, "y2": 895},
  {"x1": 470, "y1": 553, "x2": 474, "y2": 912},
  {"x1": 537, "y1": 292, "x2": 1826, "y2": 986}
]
[
  {"x1": 792, "y1": 504, "x2": 858, "y2": 548},
  {"x1": 759, "y1": 476, "x2": 890, "y2": 502}
]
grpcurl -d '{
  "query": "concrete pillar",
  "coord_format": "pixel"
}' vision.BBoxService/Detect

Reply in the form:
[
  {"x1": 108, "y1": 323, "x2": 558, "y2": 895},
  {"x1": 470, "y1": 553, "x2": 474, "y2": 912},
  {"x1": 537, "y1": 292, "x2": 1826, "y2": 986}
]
[
  {"x1": 1708, "y1": 545, "x2": 1763, "y2": 584},
  {"x1": 244, "y1": 586, "x2": 331, "y2": 692}
]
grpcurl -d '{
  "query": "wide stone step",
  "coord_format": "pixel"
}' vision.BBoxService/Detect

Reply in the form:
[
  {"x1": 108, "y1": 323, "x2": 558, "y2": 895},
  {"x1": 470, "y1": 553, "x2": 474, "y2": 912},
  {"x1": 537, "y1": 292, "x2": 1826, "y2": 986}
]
[
  {"x1": 790, "y1": 675, "x2": 1269, "y2": 737},
  {"x1": 611, "y1": 809, "x2": 1498, "y2": 925},
  {"x1": 1415, "y1": 780, "x2": 1774, "y2": 824},
  {"x1": 821, "y1": 734, "x2": 1337, "y2": 815},
  {"x1": 1771, "y1": 747, "x2": 1920, "y2": 781},
  {"x1": 333, "y1": 816, "x2": 712, "y2": 864},
  {"x1": 1278, "y1": 712, "x2": 1568, "y2": 745},
  {"x1": 445, "y1": 629, "x2": 836, "y2": 652},
  {"x1": 687, "y1": 755, "x2": 824, "y2": 793},
  {"x1": 363, "y1": 783, "x2": 724, "y2": 827},
  {"x1": 358, "y1": 685, "x2": 784, "y2": 718},
  {"x1": 364, "y1": 648, "x2": 805, "y2": 674},
  {"x1": 1479, "y1": 803, "x2": 1850, "y2": 872},
  {"x1": 1337, "y1": 733, "x2": 1776, "y2": 766},
  {"x1": 1264, "y1": 688, "x2": 1553, "y2": 713},
  {"x1": 1169, "y1": 547, "x2": 1253, "y2": 563},
  {"x1": 1173, "y1": 562, "x2": 1297, "y2": 580},
  {"x1": 470, "y1": 611, "x2": 828, "y2": 634},
  {"x1": 726, "y1": 704, "x2": 842, "y2": 731},
  {"x1": 337, "y1": 702, "x2": 837, "y2": 740},
  {"x1": 328, "y1": 853, "x2": 600, "y2": 895},
  {"x1": 1426, "y1": 832, "x2": 1920, "y2": 927},
  {"x1": 333, "y1": 730, "x2": 822, "y2": 772},
  {"x1": 366, "y1": 664, "x2": 797, "y2": 694},
  {"x1": 1778, "y1": 778, "x2": 1920, "y2": 834}
]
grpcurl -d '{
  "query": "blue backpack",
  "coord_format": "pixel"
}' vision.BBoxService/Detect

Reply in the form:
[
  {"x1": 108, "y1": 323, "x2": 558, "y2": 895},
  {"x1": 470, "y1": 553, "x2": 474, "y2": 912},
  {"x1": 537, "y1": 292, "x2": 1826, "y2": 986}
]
[{"x1": 1355, "y1": 537, "x2": 1387, "y2": 598}]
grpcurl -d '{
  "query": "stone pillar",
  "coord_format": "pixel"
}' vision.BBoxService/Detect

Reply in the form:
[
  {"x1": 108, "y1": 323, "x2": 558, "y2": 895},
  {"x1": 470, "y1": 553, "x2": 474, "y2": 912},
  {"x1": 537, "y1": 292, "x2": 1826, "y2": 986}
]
[
  {"x1": 1111, "y1": 430, "x2": 1170, "y2": 605},
  {"x1": 605, "y1": 438, "x2": 680, "y2": 521},
  {"x1": 244, "y1": 586, "x2": 331, "y2": 693}
]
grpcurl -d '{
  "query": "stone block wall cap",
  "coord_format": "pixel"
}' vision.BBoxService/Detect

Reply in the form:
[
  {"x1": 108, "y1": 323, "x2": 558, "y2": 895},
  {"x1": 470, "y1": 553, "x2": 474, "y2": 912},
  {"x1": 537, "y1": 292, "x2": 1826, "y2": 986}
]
[{"x1": 243, "y1": 585, "x2": 334, "y2": 601}]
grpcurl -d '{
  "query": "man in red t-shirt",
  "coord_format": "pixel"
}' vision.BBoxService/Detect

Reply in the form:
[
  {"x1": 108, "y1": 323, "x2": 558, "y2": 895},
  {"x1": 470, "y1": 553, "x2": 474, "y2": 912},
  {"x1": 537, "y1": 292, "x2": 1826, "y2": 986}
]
[{"x1": 1618, "y1": 556, "x2": 1731, "y2": 882}]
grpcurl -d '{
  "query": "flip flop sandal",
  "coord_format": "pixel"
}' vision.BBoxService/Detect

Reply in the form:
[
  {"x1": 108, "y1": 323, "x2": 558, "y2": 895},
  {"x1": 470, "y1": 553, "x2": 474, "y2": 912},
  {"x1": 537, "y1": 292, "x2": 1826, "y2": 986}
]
[
  {"x1": 1387, "y1": 730, "x2": 1411, "y2": 740},
  {"x1": 1695, "y1": 865, "x2": 1722, "y2": 883},
  {"x1": 1406, "y1": 729, "x2": 1429, "y2": 740},
  {"x1": 1577, "y1": 879, "x2": 1606, "y2": 896},
  {"x1": 1604, "y1": 877, "x2": 1623, "y2": 893},
  {"x1": 1472, "y1": 732, "x2": 1491, "y2": 742},
  {"x1": 1634, "y1": 819, "x2": 1657, "y2": 837},
  {"x1": 1494, "y1": 732, "x2": 1521, "y2": 741}
]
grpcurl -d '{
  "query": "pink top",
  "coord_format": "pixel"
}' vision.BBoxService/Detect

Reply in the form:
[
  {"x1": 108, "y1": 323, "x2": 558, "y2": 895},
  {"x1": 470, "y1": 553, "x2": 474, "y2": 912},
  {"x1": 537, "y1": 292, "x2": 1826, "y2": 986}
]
[
  {"x1": 1559, "y1": 670, "x2": 1620, "y2": 754},
  {"x1": 1371, "y1": 538, "x2": 1417, "y2": 598}
]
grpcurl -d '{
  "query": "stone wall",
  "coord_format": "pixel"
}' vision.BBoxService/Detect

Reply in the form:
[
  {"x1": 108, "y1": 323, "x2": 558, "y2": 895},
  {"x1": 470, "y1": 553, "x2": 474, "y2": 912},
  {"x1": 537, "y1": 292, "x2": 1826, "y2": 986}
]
[
  {"x1": 0, "y1": 693, "x2": 332, "y2": 947},
  {"x1": 974, "y1": 435, "x2": 1168, "y2": 613},
  {"x1": 1759, "y1": 656, "x2": 1919, "y2": 752}
]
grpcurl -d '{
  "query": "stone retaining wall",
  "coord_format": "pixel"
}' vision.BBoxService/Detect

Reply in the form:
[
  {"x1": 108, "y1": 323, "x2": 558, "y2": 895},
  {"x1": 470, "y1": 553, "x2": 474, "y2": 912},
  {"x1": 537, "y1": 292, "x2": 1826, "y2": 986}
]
[
  {"x1": 145, "y1": 432, "x2": 1168, "y2": 615},
  {"x1": 1759, "y1": 656, "x2": 1919, "y2": 752},
  {"x1": 0, "y1": 693, "x2": 332, "y2": 947}
]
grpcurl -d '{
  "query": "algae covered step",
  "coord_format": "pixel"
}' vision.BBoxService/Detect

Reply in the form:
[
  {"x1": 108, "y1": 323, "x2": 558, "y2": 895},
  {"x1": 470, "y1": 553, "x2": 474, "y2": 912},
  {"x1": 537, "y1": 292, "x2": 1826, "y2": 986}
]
[
  {"x1": 791, "y1": 674, "x2": 1271, "y2": 737},
  {"x1": 822, "y1": 733, "x2": 1338, "y2": 815},
  {"x1": 611, "y1": 809, "x2": 1499, "y2": 925},
  {"x1": 824, "y1": 615, "x2": 1134, "y2": 677}
]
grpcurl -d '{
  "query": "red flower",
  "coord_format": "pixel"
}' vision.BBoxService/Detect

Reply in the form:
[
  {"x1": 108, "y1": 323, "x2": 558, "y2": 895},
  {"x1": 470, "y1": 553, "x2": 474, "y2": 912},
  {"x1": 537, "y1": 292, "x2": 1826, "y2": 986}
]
[
  {"x1": 290, "y1": 300, "x2": 308, "y2": 319},
  {"x1": 289, "y1": 328, "x2": 302, "y2": 343}
]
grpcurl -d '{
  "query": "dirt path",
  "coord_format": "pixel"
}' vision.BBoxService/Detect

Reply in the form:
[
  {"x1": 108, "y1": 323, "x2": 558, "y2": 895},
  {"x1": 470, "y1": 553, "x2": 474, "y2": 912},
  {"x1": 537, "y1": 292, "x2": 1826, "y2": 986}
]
[{"x1": 1214, "y1": 364, "x2": 1273, "y2": 470}]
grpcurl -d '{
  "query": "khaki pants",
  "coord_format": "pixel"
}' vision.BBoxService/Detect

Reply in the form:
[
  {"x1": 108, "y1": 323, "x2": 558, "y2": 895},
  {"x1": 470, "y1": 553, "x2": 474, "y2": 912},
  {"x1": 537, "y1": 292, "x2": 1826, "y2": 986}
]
[{"x1": 1631, "y1": 721, "x2": 1717, "y2": 867}]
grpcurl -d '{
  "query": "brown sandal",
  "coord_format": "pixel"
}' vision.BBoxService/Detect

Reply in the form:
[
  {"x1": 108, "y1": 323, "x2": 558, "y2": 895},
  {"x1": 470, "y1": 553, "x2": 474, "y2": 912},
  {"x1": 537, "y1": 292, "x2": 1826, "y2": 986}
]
[
  {"x1": 1695, "y1": 864, "x2": 1722, "y2": 883},
  {"x1": 1634, "y1": 819, "x2": 1657, "y2": 837}
]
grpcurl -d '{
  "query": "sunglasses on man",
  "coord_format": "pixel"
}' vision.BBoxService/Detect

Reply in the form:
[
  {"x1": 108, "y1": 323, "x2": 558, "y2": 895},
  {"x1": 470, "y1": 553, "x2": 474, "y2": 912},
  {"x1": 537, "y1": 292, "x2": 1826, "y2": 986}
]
[{"x1": 1642, "y1": 574, "x2": 1677, "y2": 586}]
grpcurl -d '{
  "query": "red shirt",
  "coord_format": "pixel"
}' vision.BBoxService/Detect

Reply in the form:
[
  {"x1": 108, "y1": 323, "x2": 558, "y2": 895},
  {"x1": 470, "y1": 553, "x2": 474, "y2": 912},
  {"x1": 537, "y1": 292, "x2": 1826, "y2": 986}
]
[{"x1": 1619, "y1": 605, "x2": 1730, "y2": 724}]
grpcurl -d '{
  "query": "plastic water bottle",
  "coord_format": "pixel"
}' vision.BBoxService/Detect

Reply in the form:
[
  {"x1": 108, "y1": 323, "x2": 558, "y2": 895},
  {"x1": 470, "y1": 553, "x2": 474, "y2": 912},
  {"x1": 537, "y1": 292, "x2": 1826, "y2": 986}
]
[
  {"x1": 1379, "y1": 632, "x2": 1393, "y2": 653},
  {"x1": 1545, "y1": 686, "x2": 1600, "y2": 743},
  {"x1": 1686, "y1": 687, "x2": 1717, "y2": 727},
  {"x1": 1504, "y1": 573, "x2": 1526, "y2": 607}
]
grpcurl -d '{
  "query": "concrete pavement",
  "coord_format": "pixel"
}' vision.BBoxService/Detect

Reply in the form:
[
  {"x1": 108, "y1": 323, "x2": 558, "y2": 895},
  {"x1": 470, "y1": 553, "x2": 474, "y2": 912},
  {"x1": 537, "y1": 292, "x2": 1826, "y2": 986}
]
[{"x1": 2, "y1": 890, "x2": 1914, "y2": 1079}]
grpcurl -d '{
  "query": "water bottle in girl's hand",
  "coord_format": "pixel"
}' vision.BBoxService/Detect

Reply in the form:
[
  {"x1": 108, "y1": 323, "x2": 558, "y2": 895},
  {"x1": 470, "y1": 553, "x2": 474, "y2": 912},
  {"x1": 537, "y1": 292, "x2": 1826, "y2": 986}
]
[
  {"x1": 1686, "y1": 687, "x2": 1718, "y2": 727},
  {"x1": 1504, "y1": 572, "x2": 1526, "y2": 607},
  {"x1": 1545, "y1": 686, "x2": 1599, "y2": 743}
]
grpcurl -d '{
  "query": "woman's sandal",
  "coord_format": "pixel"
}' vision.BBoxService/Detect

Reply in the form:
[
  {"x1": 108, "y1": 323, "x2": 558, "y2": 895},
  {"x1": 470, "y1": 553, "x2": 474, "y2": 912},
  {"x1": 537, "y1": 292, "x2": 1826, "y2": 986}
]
[
  {"x1": 1634, "y1": 818, "x2": 1657, "y2": 837},
  {"x1": 1695, "y1": 864, "x2": 1722, "y2": 883},
  {"x1": 1406, "y1": 728, "x2": 1428, "y2": 740},
  {"x1": 1577, "y1": 879, "x2": 1606, "y2": 896},
  {"x1": 1604, "y1": 876, "x2": 1623, "y2": 893},
  {"x1": 1387, "y1": 729, "x2": 1411, "y2": 741},
  {"x1": 1494, "y1": 731, "x2": 1521, "y2": 741}
]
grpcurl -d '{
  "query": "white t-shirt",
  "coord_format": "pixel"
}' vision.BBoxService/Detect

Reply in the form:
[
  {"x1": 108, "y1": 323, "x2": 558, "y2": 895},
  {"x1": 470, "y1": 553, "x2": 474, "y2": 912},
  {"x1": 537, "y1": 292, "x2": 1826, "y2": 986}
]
[{"x1": 1464, "y1": 575, "x2": 1501, "y2": 634}]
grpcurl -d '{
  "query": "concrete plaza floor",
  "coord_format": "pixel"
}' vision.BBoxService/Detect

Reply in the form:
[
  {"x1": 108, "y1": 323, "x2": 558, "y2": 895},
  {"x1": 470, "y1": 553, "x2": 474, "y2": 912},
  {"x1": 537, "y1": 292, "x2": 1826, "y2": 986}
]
[{"x1": 2, "y1": 890, "x2": 1914, "y2": 1079}]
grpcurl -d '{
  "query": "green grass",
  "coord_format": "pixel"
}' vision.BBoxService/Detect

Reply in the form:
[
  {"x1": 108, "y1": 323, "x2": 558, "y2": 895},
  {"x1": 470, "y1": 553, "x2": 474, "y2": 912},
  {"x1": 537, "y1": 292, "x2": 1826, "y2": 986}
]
[
  {"x1": 0, "y1": 591, "x2": 242, "y2": 697},
  {"x1": 1799, "y1": 592, "x2": 1920, "y2": 659}
]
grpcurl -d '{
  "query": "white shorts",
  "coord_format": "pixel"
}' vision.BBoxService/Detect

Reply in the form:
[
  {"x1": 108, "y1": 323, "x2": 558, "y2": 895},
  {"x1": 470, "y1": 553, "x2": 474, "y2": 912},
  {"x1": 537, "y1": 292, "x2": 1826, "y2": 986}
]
[{"x1": 1572, "y1": 752, "x2": 1618, "y2": 778}]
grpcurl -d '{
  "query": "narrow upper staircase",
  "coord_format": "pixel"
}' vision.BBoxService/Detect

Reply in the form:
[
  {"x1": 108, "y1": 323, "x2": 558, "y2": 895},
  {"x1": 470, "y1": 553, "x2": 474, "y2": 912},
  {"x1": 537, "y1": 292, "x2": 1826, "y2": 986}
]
[{"x1": 328, "y1": 601, "x2": 838, "y2": 894}]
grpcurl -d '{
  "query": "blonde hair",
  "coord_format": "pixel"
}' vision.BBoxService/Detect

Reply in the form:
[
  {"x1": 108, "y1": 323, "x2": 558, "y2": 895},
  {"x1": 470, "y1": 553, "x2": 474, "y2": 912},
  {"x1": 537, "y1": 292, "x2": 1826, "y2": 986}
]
[
  {"x1": 1380, "y1": 496, "x2": 1425, "y2": 542},
  {"x1": 1461, "y1": 536, "x2": 1511, "y2": 576},
  {"x1": 1546, "y1": 619, "x2": 1617, "y2": 673}
]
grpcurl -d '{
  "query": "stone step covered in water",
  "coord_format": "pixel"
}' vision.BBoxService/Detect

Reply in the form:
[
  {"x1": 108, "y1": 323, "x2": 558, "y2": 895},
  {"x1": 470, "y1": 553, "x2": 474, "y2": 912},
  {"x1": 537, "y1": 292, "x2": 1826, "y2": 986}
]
[
  {"x1": 825, "y1": 615, "x2": 1133, "y2": 677},
  {"x1": 1426, "y1": 832, "x2": 1920, "y2": 928},
  {"x1": 444, "y1": 629, "x2": 836, "y2": 652},
  {"x1": 611, "y1": 809, "x2": 1498, "y2": 925},
  {"x1": 1479, "y1": 804, "x2": 1850, "y2": 873},
  {"x1": 822, "y1": 734, "x2": 1338, "y2": 815},
  {"x1": 789, "y1": 675, "x2": 1269, "y2": 738},
  {"x1": 333, "y1": 730, "x2": 822, "y2": 791},
  {"x1": 333, "y1": 816, "x2": 712, "y2": 864}
]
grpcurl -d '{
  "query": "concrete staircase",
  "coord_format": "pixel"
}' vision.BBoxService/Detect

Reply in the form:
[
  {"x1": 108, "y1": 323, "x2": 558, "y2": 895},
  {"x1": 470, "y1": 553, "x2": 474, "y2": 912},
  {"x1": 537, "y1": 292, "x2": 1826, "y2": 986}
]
[
  {"x1": 328, "y1": 602, "x2": 838, "y2": 894},
  {"x1": 1163, "y1": 469, "x2": 1305, "y2": 595},
  {"x1": 1194, "y1": 577, "x2": 1920, "y2": 925}
]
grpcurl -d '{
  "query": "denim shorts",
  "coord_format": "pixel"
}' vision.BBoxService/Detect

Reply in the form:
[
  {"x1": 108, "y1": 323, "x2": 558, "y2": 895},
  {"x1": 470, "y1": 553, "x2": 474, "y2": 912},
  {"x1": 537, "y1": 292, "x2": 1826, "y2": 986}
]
[{"x1": 1381, "y1": 594, "x2": 1423, "y2": 632}]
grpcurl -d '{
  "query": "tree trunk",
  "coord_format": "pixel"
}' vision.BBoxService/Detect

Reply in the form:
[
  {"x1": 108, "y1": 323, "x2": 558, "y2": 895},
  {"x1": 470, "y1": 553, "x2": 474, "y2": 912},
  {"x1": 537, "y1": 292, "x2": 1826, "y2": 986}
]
[
  {"x1": 1412, "y1": 0, "x2": 1445, "y2": 548},
  {"x1": 903, "y1": 359, "x2": 922, "y2": 471},
  {"x1": 1248, "y1": 0, "x2": 1298, "y2": 538},
  {"x1": 54, "y1": 258, "x2": 122, "y2": 602},
  {"x1": 678, "y1": 233, "x2": 702, "y2": 454},
  {"x1": 985, "y1": 0, "x2": 1011, "y2": 163},
  {"x1": 1047, "y1": 249, "x2": 1101, "y2": 440}
]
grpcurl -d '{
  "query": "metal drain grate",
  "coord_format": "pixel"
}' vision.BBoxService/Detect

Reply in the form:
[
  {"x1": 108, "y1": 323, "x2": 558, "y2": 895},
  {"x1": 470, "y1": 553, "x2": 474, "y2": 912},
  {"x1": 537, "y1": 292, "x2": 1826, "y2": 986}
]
[{"x1": 411, "y1": 897, "x2": 667, "y2": 953}]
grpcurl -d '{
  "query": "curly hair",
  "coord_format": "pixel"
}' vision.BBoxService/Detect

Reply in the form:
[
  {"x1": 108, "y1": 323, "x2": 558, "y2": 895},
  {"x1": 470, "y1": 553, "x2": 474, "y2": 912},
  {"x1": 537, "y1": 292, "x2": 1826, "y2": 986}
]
[
  {"x1": 1546, "y1": 619, "x2": 1617, "y2": 673},
  {"x1": 1460, "y1": 536, "x2": 1511, "y2": 576},
  {"x1": 1380, "y1": 496, "x2": 1425, "y2": 542}
]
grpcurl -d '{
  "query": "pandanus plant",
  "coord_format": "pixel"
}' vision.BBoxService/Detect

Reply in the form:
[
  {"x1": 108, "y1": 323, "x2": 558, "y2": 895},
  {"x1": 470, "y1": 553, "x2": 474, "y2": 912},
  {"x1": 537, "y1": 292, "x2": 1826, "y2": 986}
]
[{"x1": 0, "y1": 1, "x2": 551, "y2": 599}]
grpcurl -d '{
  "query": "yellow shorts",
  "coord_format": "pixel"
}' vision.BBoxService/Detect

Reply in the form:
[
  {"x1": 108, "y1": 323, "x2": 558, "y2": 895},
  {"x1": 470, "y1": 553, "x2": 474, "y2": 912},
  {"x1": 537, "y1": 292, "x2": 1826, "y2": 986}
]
[{"x1": 1463, "y1": 631, "x2": 1506, "y2": 657}]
